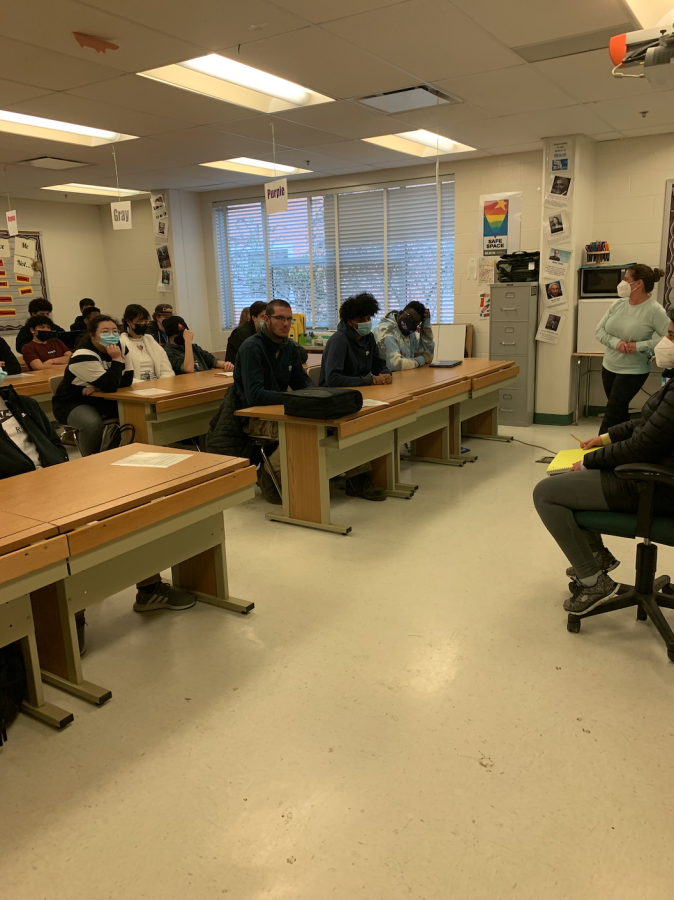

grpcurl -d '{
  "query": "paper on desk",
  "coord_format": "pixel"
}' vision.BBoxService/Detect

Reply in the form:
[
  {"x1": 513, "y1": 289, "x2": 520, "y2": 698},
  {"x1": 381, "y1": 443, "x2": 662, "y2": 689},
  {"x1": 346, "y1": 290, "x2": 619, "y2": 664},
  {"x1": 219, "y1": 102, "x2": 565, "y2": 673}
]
[
  {"x1": 361, "y1": 398, "x2": 388, "y2": 407},
  {"x1": 5, "y1": 372, "x2": 33, "y2": 378},
  {"x1": 112, "y1": 452, "x2": 191, "y2": 468},
  {"x1": 214, "y1": 371, "x2": 234, "y2": 377},
  {"x1": 132, "y1": 388, "x2": 171, "y2": 396}
]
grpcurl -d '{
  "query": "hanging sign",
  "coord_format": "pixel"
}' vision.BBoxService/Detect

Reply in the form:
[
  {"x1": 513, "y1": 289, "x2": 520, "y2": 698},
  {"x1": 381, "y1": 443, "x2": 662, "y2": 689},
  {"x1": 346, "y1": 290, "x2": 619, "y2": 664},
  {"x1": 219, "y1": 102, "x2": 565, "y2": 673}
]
[
  {"x1": 6, "y1": 210, "x2": 18, "y2": 236},
  {"x1": 265, "y1": 177, "x2": 288, "y2": 215},
  {"x1": 111, "y1": 200, "x2": 132, "y2": 230}
]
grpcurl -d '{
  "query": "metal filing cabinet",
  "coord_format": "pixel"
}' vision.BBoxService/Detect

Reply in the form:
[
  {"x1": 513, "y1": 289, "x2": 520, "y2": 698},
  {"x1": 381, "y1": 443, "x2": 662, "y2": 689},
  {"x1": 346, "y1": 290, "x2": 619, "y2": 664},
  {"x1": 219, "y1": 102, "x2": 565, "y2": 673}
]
[{"x1": 489, "y1": 282, "x2": 538, "y2": 426}]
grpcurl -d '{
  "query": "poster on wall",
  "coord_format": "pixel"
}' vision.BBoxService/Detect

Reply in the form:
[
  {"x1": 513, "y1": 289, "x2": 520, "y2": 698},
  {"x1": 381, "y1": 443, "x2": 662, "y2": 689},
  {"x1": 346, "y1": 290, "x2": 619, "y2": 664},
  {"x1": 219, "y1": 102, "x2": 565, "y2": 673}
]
[
  {"x1": 546, "y1": 174, "x2": 573, "y2": 209},
  {"x1": 479, "y1": 192, "x2": 522, "y2": 257},
  {"x1": 544, "y1": 247, "x2": 572, "y2": 279},
  {"x1": 536, "y1": 311, "x2": 567, "y2": 344},
  {"x1": 0, "y1": 239, "x2": 9, "y2": 255},
  {"x1": 660, "y1": 179, "x2": 674, "y2": 312},
  {"x1": 15, "y1": 236, "x2": 36, "y2": 259},
  {"x1": 478, "y1": 257, "x2": 495, "y2": 285},
  {"x1": 543, "y1": 279, "x2": 568, "y2": 312},
  {"x1": 479, "y1": 291, "x2": 490, "y2": 319},
  {"x1": 550, "y1": 140, "x2": 573, "y2": 174},
  {"x1": 157, "y1": 269, "x2": 172, "y2": 292},
  {"x1": 156, "y1": 245, "x2": 171, "y2": 269},
  {"x1": 545, "y1": 210, "x2": 571, "y2": 244}
]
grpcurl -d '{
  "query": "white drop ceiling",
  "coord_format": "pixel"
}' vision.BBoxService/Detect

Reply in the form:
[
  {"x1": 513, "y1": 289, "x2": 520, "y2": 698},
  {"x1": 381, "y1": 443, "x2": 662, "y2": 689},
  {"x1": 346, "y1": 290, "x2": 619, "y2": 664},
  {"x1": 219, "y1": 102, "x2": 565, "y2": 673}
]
[{"x1": 0, "y1": 0, "x2": 667, "y2": 204}]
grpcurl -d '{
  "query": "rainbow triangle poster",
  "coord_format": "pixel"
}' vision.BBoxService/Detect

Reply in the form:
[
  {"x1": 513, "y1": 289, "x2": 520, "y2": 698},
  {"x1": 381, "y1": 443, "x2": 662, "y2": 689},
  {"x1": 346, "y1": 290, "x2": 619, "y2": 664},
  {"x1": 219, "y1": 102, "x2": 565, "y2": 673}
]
[{"x1": 480, "y1": 193, "x2": 521, "y2": 257}]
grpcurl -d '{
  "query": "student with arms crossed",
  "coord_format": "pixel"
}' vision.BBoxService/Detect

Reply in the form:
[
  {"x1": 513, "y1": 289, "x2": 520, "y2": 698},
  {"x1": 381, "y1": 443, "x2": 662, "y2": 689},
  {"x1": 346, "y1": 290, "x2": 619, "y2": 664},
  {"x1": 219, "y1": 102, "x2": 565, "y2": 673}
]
[
  {"x1": 207, "y1": 299, "x2": 313, "y2": 504},
  {"x1": 320, "y1": 292, "x2": 392, "y2": 501},
  {"x1": 164, "y1": 316, "x2": 234, "y2": 375},
  {"x1": 119, "y1": 304, "x2": 173, "y2": 381},
  {"x1": 533, "y1": 310, "x2": 674, "y2": 616},
  {"x1": 0, "y1": 336, "x2": 21, "y2": 375},
  {"x1": 21, "y1": 315, "x2": 72, "y2": 370},
  {"x1": 373, "y1": 300, "x2": 434, "y2": 371},
  {"x1": 15, "y1": 299, "x2": 65, "y2": 354}
]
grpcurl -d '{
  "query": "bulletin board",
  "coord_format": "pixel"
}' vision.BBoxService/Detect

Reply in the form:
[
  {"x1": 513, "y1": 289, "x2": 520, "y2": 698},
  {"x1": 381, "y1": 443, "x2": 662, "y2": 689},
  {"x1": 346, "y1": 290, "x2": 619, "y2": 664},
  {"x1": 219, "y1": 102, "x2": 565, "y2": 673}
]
[
  {"x1": 0, "y1": 230, "x2": 47, "y2": 334},
  {"x1": 661, "y1": 179, "x2": 674, "y2": 312}
]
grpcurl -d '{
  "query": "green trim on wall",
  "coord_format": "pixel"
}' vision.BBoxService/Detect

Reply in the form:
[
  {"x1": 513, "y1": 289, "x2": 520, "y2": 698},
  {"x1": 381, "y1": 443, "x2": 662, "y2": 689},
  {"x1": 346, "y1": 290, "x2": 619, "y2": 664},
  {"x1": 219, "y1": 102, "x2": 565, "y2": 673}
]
[{"x1": 533, "y1": 412, "x2": 574, "y2": 425}]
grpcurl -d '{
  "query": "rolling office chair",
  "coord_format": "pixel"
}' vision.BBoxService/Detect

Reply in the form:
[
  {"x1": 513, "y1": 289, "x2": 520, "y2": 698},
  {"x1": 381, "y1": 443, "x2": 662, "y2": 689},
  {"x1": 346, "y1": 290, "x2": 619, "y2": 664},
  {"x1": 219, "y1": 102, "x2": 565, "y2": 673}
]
[{"x1": 569, "y1": 463, "x2": 674, "y2": 661}]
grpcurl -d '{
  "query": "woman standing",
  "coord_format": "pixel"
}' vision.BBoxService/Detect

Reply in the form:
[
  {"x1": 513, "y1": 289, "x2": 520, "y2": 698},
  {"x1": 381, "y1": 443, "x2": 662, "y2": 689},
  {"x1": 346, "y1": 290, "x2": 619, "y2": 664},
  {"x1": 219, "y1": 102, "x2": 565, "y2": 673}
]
[
  {"x1": 119, "y1": 304, "x2": 173, "y2": 381},
  {"x1": 596, "y1": 264, "x2": 669, "y2": 433}
]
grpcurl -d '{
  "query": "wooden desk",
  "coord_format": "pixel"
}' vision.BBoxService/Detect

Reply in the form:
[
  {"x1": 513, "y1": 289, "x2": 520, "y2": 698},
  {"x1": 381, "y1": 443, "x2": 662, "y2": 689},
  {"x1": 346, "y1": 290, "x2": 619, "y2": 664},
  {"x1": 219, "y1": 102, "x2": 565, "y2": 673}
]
[
  {"x1": 4, "y1": 366, "x2": 65, "y2": 421},
  {"x1": 0, "y1": 445, "x2": 256, "y2": 705},
  {"x1": 95, "y1": 370, "x2": 233, "y2": 445},
  {"x1": 236, "y1": 360, "x2": 518, "y2": 534},
  {"x1": 0, "y1": 512, "x2": 73, "y2": 729}
]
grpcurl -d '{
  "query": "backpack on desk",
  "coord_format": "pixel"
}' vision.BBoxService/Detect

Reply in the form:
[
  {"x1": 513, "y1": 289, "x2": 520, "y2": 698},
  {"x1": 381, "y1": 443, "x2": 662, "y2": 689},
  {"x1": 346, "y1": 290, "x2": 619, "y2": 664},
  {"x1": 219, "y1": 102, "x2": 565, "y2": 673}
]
[
  {"x1": 495, "y1": 250, "x2": 540, "y2": 282},
  {"x1": 283, "y1": 387, "x2": 363, "y2": 420}
]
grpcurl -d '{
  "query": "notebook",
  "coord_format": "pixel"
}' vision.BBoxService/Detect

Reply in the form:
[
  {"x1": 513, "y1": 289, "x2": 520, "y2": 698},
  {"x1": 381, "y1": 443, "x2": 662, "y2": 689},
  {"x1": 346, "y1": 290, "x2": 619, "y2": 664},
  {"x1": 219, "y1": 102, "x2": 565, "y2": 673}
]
[{"x1": 546, "y1": 448, "x2": 592, "y2": 475}]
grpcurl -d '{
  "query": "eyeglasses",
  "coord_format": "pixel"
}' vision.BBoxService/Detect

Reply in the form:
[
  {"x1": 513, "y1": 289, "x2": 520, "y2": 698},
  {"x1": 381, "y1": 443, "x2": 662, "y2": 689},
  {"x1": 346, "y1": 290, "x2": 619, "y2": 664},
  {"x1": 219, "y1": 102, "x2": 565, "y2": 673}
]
[{"x1": 269, "y1": 315, "x2": 295, "y2": 324}]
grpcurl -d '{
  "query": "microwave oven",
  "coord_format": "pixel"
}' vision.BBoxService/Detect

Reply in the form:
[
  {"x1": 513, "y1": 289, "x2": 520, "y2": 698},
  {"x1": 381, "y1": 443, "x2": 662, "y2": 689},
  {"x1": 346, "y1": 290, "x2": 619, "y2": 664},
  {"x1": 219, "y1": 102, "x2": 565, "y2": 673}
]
[{"x1": 578, "y1": 264, "x2": 635, "y2": 299}]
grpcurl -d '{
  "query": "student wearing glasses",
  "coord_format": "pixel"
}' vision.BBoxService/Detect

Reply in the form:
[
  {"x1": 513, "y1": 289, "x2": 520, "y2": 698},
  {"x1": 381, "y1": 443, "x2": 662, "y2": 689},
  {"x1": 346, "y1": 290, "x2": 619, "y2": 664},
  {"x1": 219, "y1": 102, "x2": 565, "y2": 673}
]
[
  {"x1": 373, "y1": 301, "x2": 434, "y2": 371},
  {"x1": 163, "y1": 316, "x2": 234, "y2": 374},
  {"x1": 207, "y1": 299, "x2": 313, "y2": 504}
]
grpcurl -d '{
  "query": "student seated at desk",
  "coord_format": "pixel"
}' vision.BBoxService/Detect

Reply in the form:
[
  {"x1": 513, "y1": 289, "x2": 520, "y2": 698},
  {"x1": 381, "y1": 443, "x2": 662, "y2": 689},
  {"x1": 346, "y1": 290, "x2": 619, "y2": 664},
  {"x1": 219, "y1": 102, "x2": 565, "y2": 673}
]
[
  {"x1": 533, "y1": 311, "x2": 674, "y2": 616},
  {"x1": 21, "y1": 315, "x2": 72, "y2": 370},
  {"x1": 120, "y1": 303, "x2": 173, "y2": 381},
  {"x1": 52, "y1": 314, "x2": 134, "y2": 457},
  {"x1": 0, "y1": 368, "x2": 68, "y2": 476},
  {"x1": 320, "y1": 293, "x2": 392, "y2": 502},
  {"x1": 373, "y1": 301, "x2": 434, "y2": 371},
  {"x1": 225, "y1": 300, "x2": 267, "y2": 364},
  {"x1": 70, "y1": 297, "x2": 96, "y2": 332},
  {"x1": 164, "y1": 316, "x2": 234, "y2": 375},
  {"x1": 147, "y1": 303, "x2": 173, "y2": 346},
  {"x1": 207, "y1": 299, "x2": 314, "y2": 504},
  {"x1": 0, "y1": 337, "x2": 21, "y2": 375},
  {"x1": 15, "y1": 299, "x2": 65, "y2": 354}
]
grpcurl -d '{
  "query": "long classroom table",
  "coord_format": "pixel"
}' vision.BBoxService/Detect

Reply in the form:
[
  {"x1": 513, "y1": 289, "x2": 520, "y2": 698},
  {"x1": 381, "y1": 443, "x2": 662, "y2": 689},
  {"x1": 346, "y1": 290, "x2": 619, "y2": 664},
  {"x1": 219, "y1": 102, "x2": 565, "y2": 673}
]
[
  {"x1": 0, "y1": 512, "x2": 74, "y2": 729},
  {"x1": 4, "y1": 366, "x2": 66, "y2": 421},
  {"x1": 0, "y1": 445, "x2": 256, "y2": 705},
  {"x1": 236, "y1": 359, "x2": 518, "y2": 534}
]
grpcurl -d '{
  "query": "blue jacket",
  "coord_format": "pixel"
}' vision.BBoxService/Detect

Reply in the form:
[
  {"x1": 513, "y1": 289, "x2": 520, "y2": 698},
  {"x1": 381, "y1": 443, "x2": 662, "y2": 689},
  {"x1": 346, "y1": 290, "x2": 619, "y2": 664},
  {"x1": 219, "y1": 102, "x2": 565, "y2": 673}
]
[
  {"x1": 319, "y1": 321, "x2": 390, "y2": 387},
  {"x1": 234, "y1": 330, "x2": 313, "y2": 407}
]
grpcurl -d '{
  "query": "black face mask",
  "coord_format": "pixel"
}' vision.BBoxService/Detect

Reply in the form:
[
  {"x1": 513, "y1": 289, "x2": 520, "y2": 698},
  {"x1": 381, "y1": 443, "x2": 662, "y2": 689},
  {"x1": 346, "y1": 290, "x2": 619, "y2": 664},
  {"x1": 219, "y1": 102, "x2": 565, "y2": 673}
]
[
  {"x1": 132, "y1": 323, "x2": 148, "y2": 336},
  {"x1": 397, "y1": 315, "x2": 418, "y2": 337},
  {"x1": 36, "y1": 331, "x2": 54, "y2": 342},
  {"x1": 174, "y1": 333, "x2": 185, "y2": 347}
]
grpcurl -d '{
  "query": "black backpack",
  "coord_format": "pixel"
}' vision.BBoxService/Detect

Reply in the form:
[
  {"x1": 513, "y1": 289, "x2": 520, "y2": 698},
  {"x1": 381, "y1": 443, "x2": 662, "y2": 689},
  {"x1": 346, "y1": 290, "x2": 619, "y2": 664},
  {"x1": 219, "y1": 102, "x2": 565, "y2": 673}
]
[
  {"x1": 495, "y1": 250, "x2": 540, "y2": 283},
  {"x1": 0, "y1": 644, "x2": 27, "y2": 746},
  {"x1": 283, "y1": 387, "x2": 363, "y2": 420}
]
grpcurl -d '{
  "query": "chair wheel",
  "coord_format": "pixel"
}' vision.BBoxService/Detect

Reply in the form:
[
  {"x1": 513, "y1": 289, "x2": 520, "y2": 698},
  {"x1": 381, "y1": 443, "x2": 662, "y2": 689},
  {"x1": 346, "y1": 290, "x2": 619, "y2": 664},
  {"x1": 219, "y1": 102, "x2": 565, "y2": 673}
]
[
  {"x1": 637, "y1": 606, "x2": 648, "y2": 621},
  {"x1": 668, "y1": 648, "x2": 674, "y2": 663},
  {"x1": 567, "y1": 616, "x2": 581, "y2": 633},
  {"x1": 662, "y1": 583, "x2": 674, "y2": 596}
]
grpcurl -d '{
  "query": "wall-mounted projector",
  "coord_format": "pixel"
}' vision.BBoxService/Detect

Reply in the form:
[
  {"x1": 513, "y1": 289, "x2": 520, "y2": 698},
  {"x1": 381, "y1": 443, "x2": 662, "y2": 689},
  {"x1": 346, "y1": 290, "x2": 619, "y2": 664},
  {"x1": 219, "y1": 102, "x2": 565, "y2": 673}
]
[{"x1": 610, "y1": 9, "x2": 674, "y2": 85}]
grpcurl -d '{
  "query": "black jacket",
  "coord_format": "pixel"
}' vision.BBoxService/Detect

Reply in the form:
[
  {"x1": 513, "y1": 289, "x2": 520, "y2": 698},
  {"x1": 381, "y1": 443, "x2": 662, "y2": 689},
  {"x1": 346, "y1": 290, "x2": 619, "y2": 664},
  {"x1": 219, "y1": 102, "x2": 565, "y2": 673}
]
[
  {"x1": 319, "y1": 321, "x2": 390, "y2": 387},
  {"x1": 584, "y1": 379, "x2": 674, "y2": 512},
  {"x1": 70, "y1": 315, "x2": 87, "y2": 332},
  {"x1": 147, "y1": 322, "x2": 169, "y2": 345},
  {"x1": 233, "y1": 330, "x2": 313, "y2": 408},
  {"x1": 15, "y1": 321, "x2": 65, "y2": 354},
  {"x1": 225, "y1": 320, "x2": 255, "y2": 364},
  {"x1": 0, "y1": 386, "x2": 68, "y2": 478},
  {"x1": 0, "y1": 337, "x2": 21, "y2": 375}
]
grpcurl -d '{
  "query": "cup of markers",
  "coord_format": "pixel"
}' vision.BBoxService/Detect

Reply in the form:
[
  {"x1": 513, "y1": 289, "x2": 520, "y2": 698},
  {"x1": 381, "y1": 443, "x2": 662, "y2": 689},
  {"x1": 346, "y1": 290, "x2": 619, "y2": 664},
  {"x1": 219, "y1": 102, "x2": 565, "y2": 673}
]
[{"x1": 585, "y1": 241, "x2": 610, "y2": 264}]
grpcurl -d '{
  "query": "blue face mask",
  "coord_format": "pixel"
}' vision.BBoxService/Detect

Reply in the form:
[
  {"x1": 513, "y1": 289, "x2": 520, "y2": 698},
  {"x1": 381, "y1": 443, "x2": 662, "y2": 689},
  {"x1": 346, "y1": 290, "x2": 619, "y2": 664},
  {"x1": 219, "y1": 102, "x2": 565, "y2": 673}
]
[
  {"x1": 0, "y1": 368, "x2": 7, "y2": 387},
  {"x1": 99, "y1": 332, "x2": 120, "y2": 346},
  {"x1": 356, "y1": 321, "x2": 372, "y2": 336}
]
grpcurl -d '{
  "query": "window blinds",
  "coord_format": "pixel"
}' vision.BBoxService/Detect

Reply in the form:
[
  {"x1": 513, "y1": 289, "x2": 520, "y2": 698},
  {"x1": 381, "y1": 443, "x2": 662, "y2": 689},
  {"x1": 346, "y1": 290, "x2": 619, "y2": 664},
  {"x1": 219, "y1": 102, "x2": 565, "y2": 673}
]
[{"x1": 213, "y1": 179, "x2": 455, "y2": 329}]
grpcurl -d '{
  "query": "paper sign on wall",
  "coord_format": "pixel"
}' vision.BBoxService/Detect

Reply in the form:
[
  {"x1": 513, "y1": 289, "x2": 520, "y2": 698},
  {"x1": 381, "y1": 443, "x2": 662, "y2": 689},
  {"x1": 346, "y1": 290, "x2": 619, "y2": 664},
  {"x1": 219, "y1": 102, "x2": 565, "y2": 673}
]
[
  {"x1": 479, "y1": 192, "x2": 522, "y2": 257},
  {"x1": 15, "y1": 237, "x2": 36, "y2": 259},
  {"x1": 543, "y1": 279, "x2": 568, "y2": 312},
  {"x1": 0, "y1": 281, "x2": 8, "y2": 289},
  {"x1": 536, "y1": 311, "x2": 567, "y2": 344},
  {"x1": 6, "y1": 211, "x2": 17, "y2": 236},
  {"x1": 265, "y1": 177, "x2": 288, "y2": 215},
  {"x1": 0, "y1": 240, "x2": 9, "y2": 255},
  {"x1": 13, "y1": 254, "x2": 33, "y2": 275},
  {"x1": 15, "y1": 273, "x2": 30, "y2": 284},
  {"x1": 19, "y1": 286, "x2": 33, "y2": 297},
  {"x1": 157, "y1": 269, "x2": 172, "y2": 292},
  {"x1": 111, "y1": 200, "x2": 132, "y2": 230},
  {"x1": 543, "y1": 247, "x2": 571, "y2": 279}
]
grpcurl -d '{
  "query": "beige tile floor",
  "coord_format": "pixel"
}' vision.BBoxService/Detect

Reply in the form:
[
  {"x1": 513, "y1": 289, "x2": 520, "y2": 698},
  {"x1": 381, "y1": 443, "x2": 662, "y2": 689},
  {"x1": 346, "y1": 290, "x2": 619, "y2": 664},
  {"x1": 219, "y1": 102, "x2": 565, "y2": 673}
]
[{"x1": 2, "y1": 420, "x2": 674, "y2": 900}]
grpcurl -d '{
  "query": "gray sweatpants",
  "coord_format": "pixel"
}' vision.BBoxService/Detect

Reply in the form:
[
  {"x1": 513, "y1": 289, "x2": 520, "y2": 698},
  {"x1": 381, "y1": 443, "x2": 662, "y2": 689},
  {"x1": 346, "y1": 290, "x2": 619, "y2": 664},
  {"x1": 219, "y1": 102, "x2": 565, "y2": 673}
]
[
  {"x1": 533, "y1": 469, "x2": 610, "y2": 579},
  {"x1": 67, "y1": 405, "x2": 106, "y2": 457}
]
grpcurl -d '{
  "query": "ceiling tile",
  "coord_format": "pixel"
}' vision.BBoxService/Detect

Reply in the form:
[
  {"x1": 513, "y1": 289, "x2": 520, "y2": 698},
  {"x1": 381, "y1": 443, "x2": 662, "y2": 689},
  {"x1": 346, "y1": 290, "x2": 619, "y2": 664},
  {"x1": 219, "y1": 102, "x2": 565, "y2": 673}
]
[
  {"x1": 152, "y1": 127, "x2": 275, "y2": 163},
  {"x1": 0, "y1": 0, "x2": 204, "y2": 74},
  {"x1": 249, "y1": 146, "x2": 365, "y2": 171},
  {"x1": 431, "y1": 116, "x2": 539, "y2": 149},
  {"x1": 68, "y1": 75, "x2": 260, "y2": 126},
  {"x1": 499, "y1": 104, "x2": 615, "y2": 138},
  {"x1": 273, "y1": 0, "x2": 406, "y2": 22},
  {"x1": 0, "y1": 80, "x2": 53, "y2": 106},
  {"x1": 0, "y1": 36, "x2": 121, "y2": 91},
  {"x1": 589, "y1": 91, "x2": 674, "y2": 131},
  {"x1": 78, "y1": 0, "x2": 307, "y2": 50},
  {"x1": 620, "y1": 123, "x2": 674, "y2": 137},
  {"x1": 449, "y1": 0, "x2": 637, "y2": 48},
  {"x1": 5, "y1": 94, "x2": 189, "y2": 137},
  {"x1": 392, "y1": 101, "x2": 494, "y2": 131},
  {"x1": 534, "y1": 50, "x2": 668, "y2": 103},
  {"x1": 274, "y1": 101, "x2": 413, "y2": 139},
  {"x1": 322, "y1": 0, "x2": 522, "y2": 81},
  {"x1": 223, "y1": 28, "x2": 419, "y2": 99},
  {"x1": 211, "y1": 115, "x2": 348, "y2": 147},
  {"x1": 483, "y1": 141, "x2": 544, "y2": 155},
  {"x1": 300, "y1": 140, "x2": 421, "y2": 165},
  {"x1": 435, "y1": 65, "x2": 576, "y2": 116}
]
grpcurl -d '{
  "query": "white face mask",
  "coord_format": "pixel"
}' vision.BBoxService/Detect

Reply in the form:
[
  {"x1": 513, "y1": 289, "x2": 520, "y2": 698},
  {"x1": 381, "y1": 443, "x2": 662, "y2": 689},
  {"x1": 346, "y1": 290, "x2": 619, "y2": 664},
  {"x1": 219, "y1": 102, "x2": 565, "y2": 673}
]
[
  {"x1": 616, "y1": 280, "x2": 633, "y2": 299},
  {"x1": 654, "y1": 335, "x2": 674, "y2": 370}
]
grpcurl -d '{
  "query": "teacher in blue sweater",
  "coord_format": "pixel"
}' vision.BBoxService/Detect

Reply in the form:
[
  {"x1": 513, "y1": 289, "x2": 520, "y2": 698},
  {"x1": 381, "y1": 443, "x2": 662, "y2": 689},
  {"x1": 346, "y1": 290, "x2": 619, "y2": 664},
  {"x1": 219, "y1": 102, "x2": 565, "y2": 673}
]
[{"x1": 596, "y1": 264, "x2": 669, "y2": 434}]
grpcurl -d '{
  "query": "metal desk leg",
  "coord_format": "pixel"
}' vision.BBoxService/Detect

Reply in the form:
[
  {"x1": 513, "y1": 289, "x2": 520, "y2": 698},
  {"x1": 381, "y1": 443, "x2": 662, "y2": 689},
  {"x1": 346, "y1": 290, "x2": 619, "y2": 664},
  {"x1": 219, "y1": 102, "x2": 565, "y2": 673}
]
[
  {"x1": 393, "y1": 431, "x2": 420, "y2": 491},
  {"x1": 402, "y1": 412, "x2": 467, "y2": 468},
  {"x1": 371, "y1": 452, "x2": 415, "y2": 499},
  {"x1": 461, "y1": 402, "x2": 512, "y2": 445},
  {"x1": 574, "y1": 357, "x2": 581, "y2": 426}
]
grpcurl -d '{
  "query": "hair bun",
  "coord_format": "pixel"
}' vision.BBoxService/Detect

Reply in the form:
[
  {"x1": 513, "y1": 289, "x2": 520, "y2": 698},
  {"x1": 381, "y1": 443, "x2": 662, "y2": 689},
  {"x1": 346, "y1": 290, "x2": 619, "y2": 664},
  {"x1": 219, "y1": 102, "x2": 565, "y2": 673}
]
[{"x1": 653, "y1": 267, "x2": 665, "y2": 282}]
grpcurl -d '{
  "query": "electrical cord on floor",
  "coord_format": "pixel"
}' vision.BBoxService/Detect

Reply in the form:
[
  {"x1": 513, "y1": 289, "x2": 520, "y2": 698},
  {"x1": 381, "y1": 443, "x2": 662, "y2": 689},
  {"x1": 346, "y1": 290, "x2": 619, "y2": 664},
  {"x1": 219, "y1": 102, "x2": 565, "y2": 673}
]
[{"x1": 510, "y1": 438, "x2": 559, "y2": 455}]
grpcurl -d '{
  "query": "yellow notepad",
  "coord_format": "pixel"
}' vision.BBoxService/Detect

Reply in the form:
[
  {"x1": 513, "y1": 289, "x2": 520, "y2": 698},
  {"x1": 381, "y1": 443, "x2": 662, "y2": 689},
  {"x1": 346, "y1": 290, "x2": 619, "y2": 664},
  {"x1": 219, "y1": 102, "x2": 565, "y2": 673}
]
[{"x1": 546, "y1": 448, "x2": 592, "y2": 474}]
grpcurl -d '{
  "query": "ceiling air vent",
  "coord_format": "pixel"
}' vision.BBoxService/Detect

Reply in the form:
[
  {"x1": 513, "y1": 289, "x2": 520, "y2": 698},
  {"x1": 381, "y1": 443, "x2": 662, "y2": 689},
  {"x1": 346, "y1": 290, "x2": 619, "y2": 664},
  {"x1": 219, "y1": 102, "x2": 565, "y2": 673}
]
[
  {"x1": 357, "y1": 85, "x2": 461, "y2": 114},
  {"x1": 16, "y1": 157, "x2": 90, "y2": 170}
]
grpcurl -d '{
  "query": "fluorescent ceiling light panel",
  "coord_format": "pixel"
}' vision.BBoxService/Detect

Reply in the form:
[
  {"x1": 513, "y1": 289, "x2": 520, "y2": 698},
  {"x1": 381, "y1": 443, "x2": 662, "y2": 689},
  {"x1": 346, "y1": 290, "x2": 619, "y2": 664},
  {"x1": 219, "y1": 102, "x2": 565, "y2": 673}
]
[
  {"x1": 623, "y1": 0, "x2": 674, "y2": 27},
  {"x1": 363, "y1": 129, "x2": 475, "y2": 157},
  {"x1": 139, "y1": 54, "x2": 333, "y2": 113},
  {"x1": 42, "y1": 183, "x2": 143, "y2": 197},
  {"x1": 18, "y1": 157, "x2": 89, "y2": 170},
  {"x1": 201, "y1": 157, "x2": 312, "y2": 176},
  {"x1": 0, "y1": 110, "x2": 136, "y2": 147}
]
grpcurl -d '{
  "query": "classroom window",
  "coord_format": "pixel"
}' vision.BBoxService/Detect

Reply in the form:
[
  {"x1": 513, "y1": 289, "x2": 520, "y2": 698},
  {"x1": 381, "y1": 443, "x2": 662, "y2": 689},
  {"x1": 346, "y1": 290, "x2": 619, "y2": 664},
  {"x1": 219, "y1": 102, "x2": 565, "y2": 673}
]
[{"x1": 213, "y1": 179, "x2": 454, "y2": 329}]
